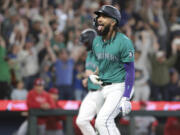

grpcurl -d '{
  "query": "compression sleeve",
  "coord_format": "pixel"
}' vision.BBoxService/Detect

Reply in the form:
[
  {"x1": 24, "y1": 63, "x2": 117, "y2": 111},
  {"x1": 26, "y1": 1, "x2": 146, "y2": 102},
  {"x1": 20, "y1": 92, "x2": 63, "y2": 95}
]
[{"x1": 123, "y1": 62, "x2": 135, "y2": 98}]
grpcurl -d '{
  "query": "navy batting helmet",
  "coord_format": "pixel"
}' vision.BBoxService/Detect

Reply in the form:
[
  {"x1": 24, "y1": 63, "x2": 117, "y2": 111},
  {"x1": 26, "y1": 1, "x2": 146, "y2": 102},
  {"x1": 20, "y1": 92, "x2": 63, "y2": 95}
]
[
  {"x1": 94, "y1": 5, "x2": 121, "y2": 27},
  {"x1": 80, "y1": 28, "x2": 97, "y2": 50}
]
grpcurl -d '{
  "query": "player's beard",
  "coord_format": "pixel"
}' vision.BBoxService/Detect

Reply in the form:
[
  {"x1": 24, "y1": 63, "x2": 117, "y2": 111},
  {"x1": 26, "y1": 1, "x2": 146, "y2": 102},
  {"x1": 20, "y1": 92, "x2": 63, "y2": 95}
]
[
  {"x1": 96, "y1": 24, "x2": 110, "y2": 36},
  {"x1": 85, "y1": 42, "x2": 91, "y2": 51},
  {"x1": 86, "y1": 45, "x2": 91, "y2": 51}
]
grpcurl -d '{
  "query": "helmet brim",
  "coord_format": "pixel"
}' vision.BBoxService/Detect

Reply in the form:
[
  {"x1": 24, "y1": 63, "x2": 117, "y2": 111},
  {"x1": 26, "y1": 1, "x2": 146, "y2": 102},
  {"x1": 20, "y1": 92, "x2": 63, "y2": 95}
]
[
  {"x1": 94, "y1": 10, "x2": 118, "y2": 25},
  {"x1": 94, "y1": 10, "x2": 110, "y2": 17},
  {"x1": 94, "y1": 10, "x2": 103, "y2": 15}
]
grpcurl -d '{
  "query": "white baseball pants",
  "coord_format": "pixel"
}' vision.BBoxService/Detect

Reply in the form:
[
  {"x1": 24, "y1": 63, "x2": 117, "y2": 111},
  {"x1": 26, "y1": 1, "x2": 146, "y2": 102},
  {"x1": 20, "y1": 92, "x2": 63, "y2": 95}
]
[
  {"x1": 95, "y1": 83, "x2": 125, "y2": 135},
  {"x1": 76, "y1": 90, "x2": 104, "y2": 135}
]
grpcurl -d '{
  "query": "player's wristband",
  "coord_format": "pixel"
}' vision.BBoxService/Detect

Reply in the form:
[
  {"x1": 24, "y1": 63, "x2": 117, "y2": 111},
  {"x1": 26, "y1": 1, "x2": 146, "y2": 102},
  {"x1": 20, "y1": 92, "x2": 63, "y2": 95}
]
[{"x1": 122, "y1": 97, "x2": 130, "y2": 101}]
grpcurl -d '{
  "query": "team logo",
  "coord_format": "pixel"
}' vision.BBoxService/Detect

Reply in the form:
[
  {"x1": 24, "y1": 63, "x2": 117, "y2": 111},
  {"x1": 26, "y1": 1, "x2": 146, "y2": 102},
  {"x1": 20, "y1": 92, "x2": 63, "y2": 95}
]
[{"x1": 129, "y1": 51, "x2": 134, "y2": 58}]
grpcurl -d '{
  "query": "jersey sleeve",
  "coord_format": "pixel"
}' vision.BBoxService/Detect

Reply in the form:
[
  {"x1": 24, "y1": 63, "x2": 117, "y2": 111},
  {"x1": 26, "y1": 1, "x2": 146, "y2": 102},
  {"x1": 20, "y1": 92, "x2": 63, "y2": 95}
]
[
  {"x1": 87, "y1": 38, "x2": 99, "y2": 71},
  {"x1": 120, "y1": 38, "x2": 135, "y2": 63},
  {"x1": 85, "y1": 52, "x2": 97, "y2": 72},
  {"x1": 85, "y1": 55, "x2": 92, "y2": 70},
  {"x1": 92, "y1": 37, "x2": 99, "y2": 62},
  {"x1": 46, "y1": 93, "x2": 56, "y2": 109}
]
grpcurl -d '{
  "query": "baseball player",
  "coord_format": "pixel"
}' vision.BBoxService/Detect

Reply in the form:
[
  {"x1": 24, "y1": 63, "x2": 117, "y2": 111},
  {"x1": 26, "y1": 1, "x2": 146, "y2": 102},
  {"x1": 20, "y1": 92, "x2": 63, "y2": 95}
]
[
  {"x1": 76, "y1": 29, "x2": 104, "y2": 135},
  {"x1": 27, "y1": 78, "x2": 55, "y2": 135},
  {"x1": 46, "y1": 88, "x2": 65, "y2": 135},
  {"x1": 89, "y1": 5, "x2": 135, "y2": 135}
]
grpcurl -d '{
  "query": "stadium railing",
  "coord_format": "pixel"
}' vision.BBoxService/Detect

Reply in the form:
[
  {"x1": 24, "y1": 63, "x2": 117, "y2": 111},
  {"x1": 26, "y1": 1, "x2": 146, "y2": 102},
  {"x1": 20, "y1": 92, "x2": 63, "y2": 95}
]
[{"x1": 27, "y1": 109, "x2": 180, "y2": 135}]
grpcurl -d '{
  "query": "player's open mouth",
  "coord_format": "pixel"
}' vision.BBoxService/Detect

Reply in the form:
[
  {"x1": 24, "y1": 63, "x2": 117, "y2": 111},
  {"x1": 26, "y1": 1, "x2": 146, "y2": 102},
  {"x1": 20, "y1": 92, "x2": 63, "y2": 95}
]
[{"x1": 97, "y1": 24, "x2": 104, "y2": 31}]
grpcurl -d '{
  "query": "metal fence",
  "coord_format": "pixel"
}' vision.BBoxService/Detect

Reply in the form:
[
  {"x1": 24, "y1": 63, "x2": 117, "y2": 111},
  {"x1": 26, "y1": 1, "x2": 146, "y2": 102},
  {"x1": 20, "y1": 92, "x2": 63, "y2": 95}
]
[{"x1": 27, "y1": 109, "x2": 180, "y2": 135}]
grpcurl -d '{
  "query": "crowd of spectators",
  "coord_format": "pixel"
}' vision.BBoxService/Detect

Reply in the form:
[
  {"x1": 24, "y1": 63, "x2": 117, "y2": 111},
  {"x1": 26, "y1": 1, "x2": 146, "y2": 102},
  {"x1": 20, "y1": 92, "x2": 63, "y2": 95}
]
[
  {"x1": 0, "y1": 0, "x2": 180, "y2": 135},
  {"x1": 0, "y1": 0, "x2": 180, "y2": 102}
]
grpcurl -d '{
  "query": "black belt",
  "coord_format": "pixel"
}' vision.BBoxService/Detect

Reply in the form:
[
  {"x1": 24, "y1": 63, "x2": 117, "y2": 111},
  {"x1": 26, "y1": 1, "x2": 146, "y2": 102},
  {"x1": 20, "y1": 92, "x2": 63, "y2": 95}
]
[
  {"x1": 102, "y1": 82, "x2": 112, "y2": 86},
  {"x1": 89, "y1": 89, "x2": 98, "y2": 91}
]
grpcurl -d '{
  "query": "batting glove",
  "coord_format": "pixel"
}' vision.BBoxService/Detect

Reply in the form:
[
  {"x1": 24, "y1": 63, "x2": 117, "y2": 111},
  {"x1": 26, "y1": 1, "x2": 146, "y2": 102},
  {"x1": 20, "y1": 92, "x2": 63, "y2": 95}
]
[
  {"x1": 89, "y1": 75, "x2": 103, "y2": 85},
  {"x1": 120, "y1": 97, "x2": 132, "y2": 116}
]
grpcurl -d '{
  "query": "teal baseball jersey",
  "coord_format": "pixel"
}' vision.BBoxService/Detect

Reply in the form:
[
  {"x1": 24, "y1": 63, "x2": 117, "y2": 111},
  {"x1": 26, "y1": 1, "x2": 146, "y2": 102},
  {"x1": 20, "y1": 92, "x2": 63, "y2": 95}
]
[
  {"x1": 92, "y1": 32, "x2": 135, "y2": 83},
  {"x1": 86, "y1": 51, "x2": 101, "y2": 91}
]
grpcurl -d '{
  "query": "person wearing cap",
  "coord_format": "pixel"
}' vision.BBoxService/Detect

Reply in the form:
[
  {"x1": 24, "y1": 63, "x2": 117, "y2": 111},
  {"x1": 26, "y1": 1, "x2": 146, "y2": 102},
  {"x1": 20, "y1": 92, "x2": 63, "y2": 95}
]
[
  {"x1": 46, "y1": 88, "x2": 65, "y2": 135},
  {"x1": 88, "y1": 5, "x2": 135, "y2": 135},
  {"x1": 149, "y1": 46, "x2": 177, "y2": 100},
  {"x1": 27, "y1": 78, "x2": 55, "y2": 135}
]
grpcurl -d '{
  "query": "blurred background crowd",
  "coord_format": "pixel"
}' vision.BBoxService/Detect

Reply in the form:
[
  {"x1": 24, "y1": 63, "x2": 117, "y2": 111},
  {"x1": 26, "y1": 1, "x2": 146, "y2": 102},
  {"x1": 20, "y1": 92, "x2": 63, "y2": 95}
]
[
  {"x1": 0, "y1": 0, "x2": 180, "y2": 102},
  {"x1": 0, "y1": 0, "x2": 180, "y2": 135}
]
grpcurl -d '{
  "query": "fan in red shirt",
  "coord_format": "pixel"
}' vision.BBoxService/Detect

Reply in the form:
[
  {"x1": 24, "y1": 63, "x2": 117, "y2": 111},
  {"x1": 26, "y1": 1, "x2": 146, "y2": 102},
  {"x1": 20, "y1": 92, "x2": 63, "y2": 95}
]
[
  {"x1": 164, "y1": 117, "x2": 180, "y2": 135},
  {"x1": 46, "y1": 88, "x2": 65, "y2": 135},
  {"x1": 27, "y1": 78, "x2": 55, "y2": 135}
]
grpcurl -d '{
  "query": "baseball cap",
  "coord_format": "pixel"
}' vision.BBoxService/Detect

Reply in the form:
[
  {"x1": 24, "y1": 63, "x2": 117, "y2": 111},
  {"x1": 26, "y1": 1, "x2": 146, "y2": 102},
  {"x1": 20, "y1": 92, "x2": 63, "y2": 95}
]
[
  {"x1": 34, "y1": 78, "x2": 45, "y2": 86},
  {"x1": 156, "y1": 51, "x2": 165, "y2": 58},
  {"x1": 48, "y1": 88, "x2": 59, "y2": 94}
]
